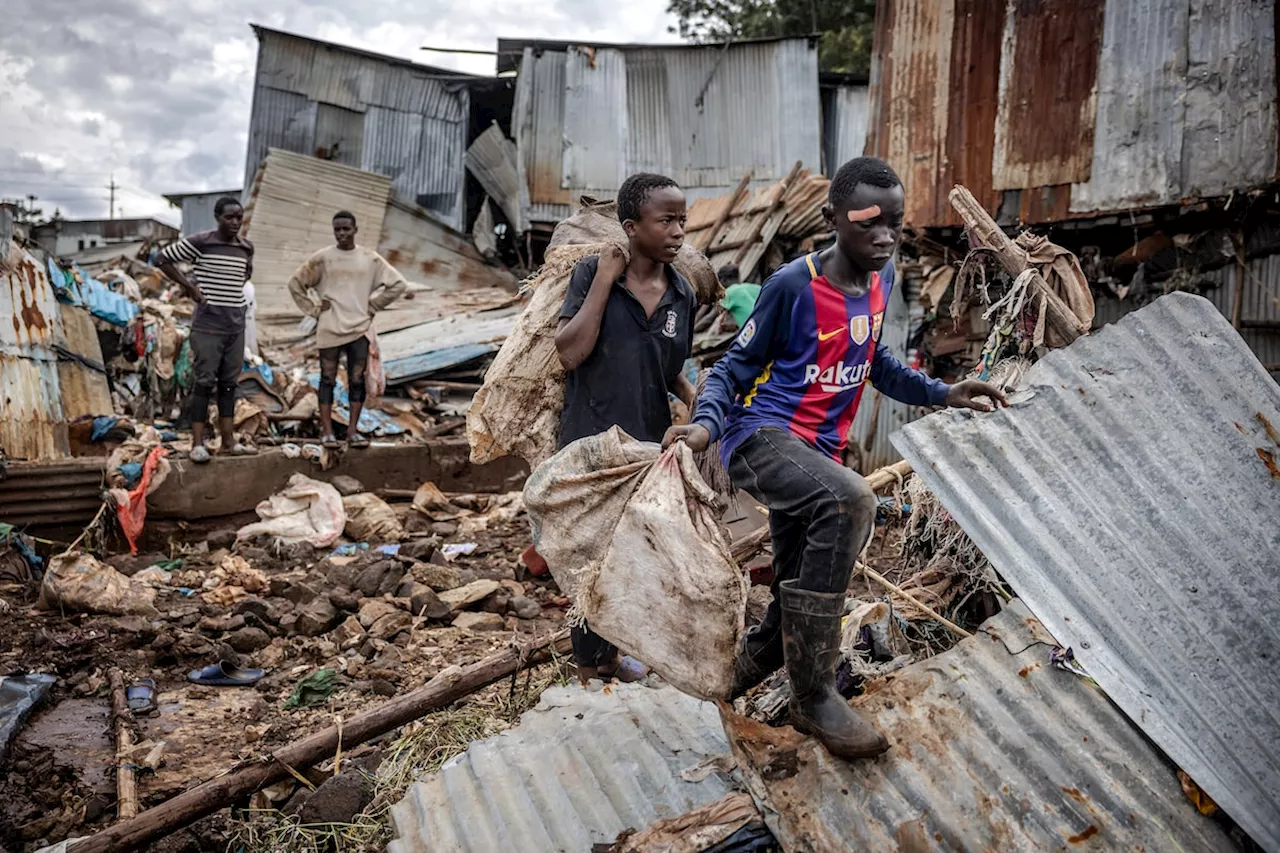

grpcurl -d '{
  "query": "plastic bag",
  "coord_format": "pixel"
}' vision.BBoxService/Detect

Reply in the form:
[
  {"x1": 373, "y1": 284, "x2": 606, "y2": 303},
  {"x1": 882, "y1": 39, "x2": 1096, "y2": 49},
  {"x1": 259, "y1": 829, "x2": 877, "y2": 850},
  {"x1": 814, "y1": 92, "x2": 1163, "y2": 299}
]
[
  {"x1": 236, "y1": 474, "x2": 346, "y2": 547},
  {"x1": 342, "y1": 492, "x2": 404, "y2": 543},
  {"x1": 525, "y1": 427, "x2": 746, "y2": 699},
  {"x1": 38, "y1": 553, "x2": 158, "y2": 617}
]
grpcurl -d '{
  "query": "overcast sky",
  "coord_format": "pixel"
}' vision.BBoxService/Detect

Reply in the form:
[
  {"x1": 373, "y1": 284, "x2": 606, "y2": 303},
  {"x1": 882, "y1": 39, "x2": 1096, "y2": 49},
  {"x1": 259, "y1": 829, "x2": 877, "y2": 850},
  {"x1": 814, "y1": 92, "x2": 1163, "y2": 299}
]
[{"x1": 0, "y1": 0, "x2": 678, "y2": 225}]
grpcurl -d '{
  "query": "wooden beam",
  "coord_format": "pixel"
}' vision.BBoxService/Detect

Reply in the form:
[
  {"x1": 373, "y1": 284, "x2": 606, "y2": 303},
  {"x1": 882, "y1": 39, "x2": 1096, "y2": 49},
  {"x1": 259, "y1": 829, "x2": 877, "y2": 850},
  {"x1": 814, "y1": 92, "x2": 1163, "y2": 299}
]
[
  {"x1": 697, "y1": 170, "x2": 753, "y2": 253},
  {"x1": 733, "y1": 161, "x2": 805, "y2": 267},
  {"x1": 108, "y1": 669, "x2": 139, "y2": 821}
]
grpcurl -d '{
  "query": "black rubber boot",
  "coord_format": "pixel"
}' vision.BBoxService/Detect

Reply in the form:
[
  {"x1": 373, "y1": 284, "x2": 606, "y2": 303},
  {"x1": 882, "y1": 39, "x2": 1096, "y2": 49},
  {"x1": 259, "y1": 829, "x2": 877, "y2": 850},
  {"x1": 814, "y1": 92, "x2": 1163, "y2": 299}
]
[
  {"x1": 780, "y1": 579, "x2": 890, "y2": 760},
  {"x1": 728, "y1": 623, "x2": 785, "y2": 698}
]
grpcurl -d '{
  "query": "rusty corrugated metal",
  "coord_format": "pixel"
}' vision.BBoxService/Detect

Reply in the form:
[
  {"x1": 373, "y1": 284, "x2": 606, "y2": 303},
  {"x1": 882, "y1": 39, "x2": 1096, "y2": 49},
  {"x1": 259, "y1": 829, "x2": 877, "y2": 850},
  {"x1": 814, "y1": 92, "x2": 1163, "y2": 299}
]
[
  {"x1": 55, "y1": 304, "x2": 112, "y2": 421},
  {"x1": 1, "y1": 243, "x2": 68, "y2": 461},
  {"x1": 245, "y1": 26, "x2": 469, "y2": 228},
  {"x1": 0, "y1": 458, "x2": 105, "y2": 526},
  {"x1": 944, "y1": 0, "x2": 1005, "y2": 226},
  {"x1": 991, "y1": 0, "x2": 1104, "y2": 190},
  {"x1": 726, "y1": 601, "x2": 1238, "y2": 852},
  {"x1": 464, "y1": 123, "x2": 528, "y2": 232}
]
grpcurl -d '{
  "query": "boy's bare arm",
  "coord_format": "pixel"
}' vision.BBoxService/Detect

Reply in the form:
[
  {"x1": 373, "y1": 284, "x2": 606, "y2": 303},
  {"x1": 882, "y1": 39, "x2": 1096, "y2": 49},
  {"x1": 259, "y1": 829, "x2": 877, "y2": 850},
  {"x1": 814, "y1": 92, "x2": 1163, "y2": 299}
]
[{"x1": 555, "y1": 246, "x2": 627, "y2": 370}]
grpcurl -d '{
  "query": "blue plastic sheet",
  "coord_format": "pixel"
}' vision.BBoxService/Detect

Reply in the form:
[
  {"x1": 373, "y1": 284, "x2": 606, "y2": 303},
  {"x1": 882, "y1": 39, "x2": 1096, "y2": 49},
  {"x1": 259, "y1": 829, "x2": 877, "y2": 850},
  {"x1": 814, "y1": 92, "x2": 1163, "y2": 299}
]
[
  {"x1": 306, "y1": 372, "x2": 406, "y2": 436},
  {"x1": 117, "y1": 461, "x2": 143, "y2": 488},
  {"x1": 49, "y1": 260, "x2": 139, "y2": 326},
  {"x1": 91, "y1": 416, "x2": 119, "y2": 442}
]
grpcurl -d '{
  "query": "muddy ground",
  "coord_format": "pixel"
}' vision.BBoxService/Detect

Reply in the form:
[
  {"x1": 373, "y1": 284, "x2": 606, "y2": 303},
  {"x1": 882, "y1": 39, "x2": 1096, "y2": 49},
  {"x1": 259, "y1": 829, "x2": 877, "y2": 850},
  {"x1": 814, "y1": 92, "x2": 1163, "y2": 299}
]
[{"x1": 0, "y1": 491, "x2": 569, "y2": 852}]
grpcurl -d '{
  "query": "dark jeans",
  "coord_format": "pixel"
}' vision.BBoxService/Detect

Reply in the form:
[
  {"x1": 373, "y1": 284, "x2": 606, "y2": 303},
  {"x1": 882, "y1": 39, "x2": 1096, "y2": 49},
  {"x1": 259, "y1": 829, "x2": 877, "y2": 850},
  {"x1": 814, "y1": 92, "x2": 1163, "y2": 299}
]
[
  {"x1": 571, "y1": 624, "x2": 617, "y2": 668},
  {"x1": 728, "y1": 427, "x2": 876, "y2": 641},
  {"x1": 318, "y1": 336, "x2": 370, "y2": 405},
  {"x1": 190, "y1": 328, "x2": 244, "y2": 419}
]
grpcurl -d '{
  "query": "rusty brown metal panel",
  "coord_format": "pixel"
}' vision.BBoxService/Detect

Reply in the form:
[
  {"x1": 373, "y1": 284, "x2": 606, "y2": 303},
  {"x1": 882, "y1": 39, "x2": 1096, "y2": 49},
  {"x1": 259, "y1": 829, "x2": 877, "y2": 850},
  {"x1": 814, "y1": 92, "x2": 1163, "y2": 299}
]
[
  {"x1": 1017, "y1": 182, "x2": 1072, "y2": 223},
  {"x1": 882, "y1": 0, "x2": 956, "y2": 228},
  {"x1": 863, "y1": 0, "x2": 896, "y2": 161},
  {"x1": 941, "y1": 0, "x2": 1005, "y2": 226},
  {"x1": 1, "y1": 243, "x2": 69, "y2": 461},
  {"x1": 992, "y1": 0, "x2": 1105, "y2": 191}
]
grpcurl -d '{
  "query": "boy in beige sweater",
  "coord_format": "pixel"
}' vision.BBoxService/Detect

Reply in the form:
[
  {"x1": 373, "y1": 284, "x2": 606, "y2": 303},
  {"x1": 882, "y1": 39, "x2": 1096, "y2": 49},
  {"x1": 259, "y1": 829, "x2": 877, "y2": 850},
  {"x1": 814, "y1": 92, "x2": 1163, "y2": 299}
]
[{"x1": 288, "y1": 211, "x2": 407, "y2": 447}]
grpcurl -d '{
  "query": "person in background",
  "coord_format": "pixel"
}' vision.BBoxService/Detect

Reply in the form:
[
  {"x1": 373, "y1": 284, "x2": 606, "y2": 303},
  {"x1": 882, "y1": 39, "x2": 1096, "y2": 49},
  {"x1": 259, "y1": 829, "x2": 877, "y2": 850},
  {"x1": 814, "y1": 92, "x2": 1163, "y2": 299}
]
[
  {"x1": 665, "y1": 157, "x2": 1007, "y2": 761},
  {"x1": 717, "y1": 263, "x2": 762, "y2": 332},
  {"x1": 157, "y1": 196, "x2": 258, "y2": 464},
  {"x1": 555, "y1": 172, "x2": 697, "y2": 684},
  {"x1": 288, "y1": 211, "x2": 406, "y2": 448}
]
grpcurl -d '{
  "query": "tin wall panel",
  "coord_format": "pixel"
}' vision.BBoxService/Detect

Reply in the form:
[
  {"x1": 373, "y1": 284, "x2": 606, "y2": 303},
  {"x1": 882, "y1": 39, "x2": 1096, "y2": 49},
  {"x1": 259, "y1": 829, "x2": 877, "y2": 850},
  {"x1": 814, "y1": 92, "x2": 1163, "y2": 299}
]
[
  {"x1": 992, "y1": 0, "x2": 1104, "y2": 190},
  {"x1": 314, "y1": 103, "x2": 364, "y2": 167},
  {"x1": 826, "y1": 84, "x2": 870, "y2": 173},
  {"x1": 1, "y1": 244, "x2": 68, "y2": 460},
  {"x1": 625, "y1": 51, "x2": 673, "y2": 176},
  {"x1": 893, "y1": 292, "x2": 1280, "y2": 850},
  {"x1": 562, "y1": 47, "x2": 629, "y2": 193},
  {"x1": 1181, "y1": 0, "x2": 1278, "y2": 199},
  {"x1": 942, "y1": 0, "x2": 1005, "y2": 226},
  {"x1": 522, "y1": 50, "x2": 572, "y2": 207},
  {"x1": 244, "y1": 88, "x2": 316, "y2": 190},
  {"x1": 465, "y1": 123, "x2": 528, "y2": 232}
]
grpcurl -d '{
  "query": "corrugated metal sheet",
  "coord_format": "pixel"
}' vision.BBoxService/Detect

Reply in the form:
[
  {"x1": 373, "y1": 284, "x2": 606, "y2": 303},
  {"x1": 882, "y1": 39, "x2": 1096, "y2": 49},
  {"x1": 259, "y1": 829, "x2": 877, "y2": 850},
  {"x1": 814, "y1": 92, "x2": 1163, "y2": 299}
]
[
  {"x1": 0, "y1": 458, "x2": 105, "y2": 526},
  {"x1": 726, "y1": 600, "x2": 1239, "y2": 852},
  {"x1": 386, "y1": 682, "x2": 735, "y2": 853},
  {"x1": 240, "y1": 149, "x2": 392, "y2": 322},
  {"x1": 991, "y1": 0, "x2": 1104, "y2": 190},
  {"x1": 1, "y1": 243, "x2": 68, "y2": 460},
  {"x1": 465, "y1": 123, "x2": 528, "y2": 232},
  {"x1": 245, "y1": 27, "x2": 469, "y2": 228},
  {"x1": 893, "y1": 292, "x2": 1280, "y2": 850},
  {"x1": 55, "y1": 304, "x2": 112, "y2": 421},
  {"x1": 563, "y1": 47, "x2": 629, "y2": 194},
  {"x1": 378, "y1": 304, "x2": 520, "y2": 381},
  {"x1": 825, "y1": 84, "x2": 870, "y2": 173},
  {"x1": 515, "y1": 38, "x2": 821, "y2": 222}
]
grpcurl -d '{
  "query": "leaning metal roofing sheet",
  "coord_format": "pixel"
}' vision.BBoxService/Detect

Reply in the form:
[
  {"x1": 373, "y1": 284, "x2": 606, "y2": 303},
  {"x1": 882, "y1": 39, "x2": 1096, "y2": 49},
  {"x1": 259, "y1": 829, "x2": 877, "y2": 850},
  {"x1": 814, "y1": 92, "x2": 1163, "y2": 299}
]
[
  {"x1": 725, "y1": 600, "x2": 1238, "y2": 852},
  {"x1": 893, "y1": 292, "x2": 1280, "y2": 851},
  {"x1": 386, "y1": 682, "x2": 735, "y2": 853}
]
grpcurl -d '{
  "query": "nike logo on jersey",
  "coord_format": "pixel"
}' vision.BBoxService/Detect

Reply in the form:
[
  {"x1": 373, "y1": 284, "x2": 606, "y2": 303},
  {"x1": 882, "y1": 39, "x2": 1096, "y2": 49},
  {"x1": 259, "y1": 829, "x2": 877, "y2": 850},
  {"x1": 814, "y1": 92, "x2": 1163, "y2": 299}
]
[
  {"x1": 803, "y1": 360, "x2": 872, "y2": 393},
  {"x1": 817, "y1": 327, "x2": 844, "y2": 341}
]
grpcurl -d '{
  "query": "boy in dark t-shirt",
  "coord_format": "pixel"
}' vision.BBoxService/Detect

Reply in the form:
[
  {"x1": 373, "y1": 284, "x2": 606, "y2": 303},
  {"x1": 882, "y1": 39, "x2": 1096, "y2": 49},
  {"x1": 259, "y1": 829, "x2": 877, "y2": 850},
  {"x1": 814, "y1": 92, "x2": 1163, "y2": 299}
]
[
  {"x1": 666, "y1": 158, "x2": 1006, "y2": 760},
  {"x1": 555, "y1": 172, "x2": 697, "y2": 683}
]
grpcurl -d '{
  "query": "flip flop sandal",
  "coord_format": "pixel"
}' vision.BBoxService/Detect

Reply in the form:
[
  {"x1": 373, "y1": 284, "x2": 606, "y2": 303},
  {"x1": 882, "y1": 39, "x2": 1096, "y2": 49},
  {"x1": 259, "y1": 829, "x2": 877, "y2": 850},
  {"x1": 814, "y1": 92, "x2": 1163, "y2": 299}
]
[
  {"x1": 227, "y1": 443, "x2": 259, "y2": 456},
  {"x1": 126, "y1": 678, "x2": 158, "y2": 715},
  {"x1": 189, "y1": 446, "x2": 211, "y2": 465},
  {"x1": 187, "y1": 661, "x2": 265, "y2": 687},
  {"x1": 322, "y1": 435, "x2": 341, "y2": 449},
  {"x1": 349, "y1": 434, "x2": 370, "y2": 449}
]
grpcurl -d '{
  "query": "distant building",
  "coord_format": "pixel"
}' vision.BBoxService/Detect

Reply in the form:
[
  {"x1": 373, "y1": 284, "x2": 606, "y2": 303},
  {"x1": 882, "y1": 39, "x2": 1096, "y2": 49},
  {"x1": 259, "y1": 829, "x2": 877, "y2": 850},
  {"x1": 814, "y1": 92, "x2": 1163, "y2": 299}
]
[
  {"x1": 163, "y1": 190, "x2": 242, "y2": 236},
  {"x1": 30, "y1": 217, "x2": 179, "y2": 257}
]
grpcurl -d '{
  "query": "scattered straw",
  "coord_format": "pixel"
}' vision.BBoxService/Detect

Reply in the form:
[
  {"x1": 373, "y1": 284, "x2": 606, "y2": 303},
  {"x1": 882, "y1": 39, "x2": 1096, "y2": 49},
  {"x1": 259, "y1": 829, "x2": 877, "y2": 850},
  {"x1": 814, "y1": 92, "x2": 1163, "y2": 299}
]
[{"x1": 229, "y1": 658, "x2": 569, "y2": 853}]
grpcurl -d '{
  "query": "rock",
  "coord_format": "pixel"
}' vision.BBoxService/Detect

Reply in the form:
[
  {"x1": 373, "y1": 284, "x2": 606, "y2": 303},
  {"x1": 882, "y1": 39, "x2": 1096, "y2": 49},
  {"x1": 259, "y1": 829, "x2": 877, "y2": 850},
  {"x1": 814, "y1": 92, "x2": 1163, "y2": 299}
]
[
  {"x1": 399, "y1": 539, "x2": 439, "y2": 562},
  {"x1": 332, "y1": 616, "x2": 365, "y2": 649},
  {"x1": 370, "y1": 679, "x2": 397, "y2": 697},
  {"x1": 206, "y1": 528, "x2": 238, "y2": 550},
  {"x1": 453, "y1": 611, "x2": 506, "y2": 632},
  {"x1": 106, "y1": 554, "x2": 145, "y2": 577},
  {"x1": 509, "y1": 596, "x2": 543, "y2": 620},
  {"x1": 429, "y1": 522, "x2": 458, "y2": 537},
  {"x1": 283, "y1": 582, "x2": 320, "y2": 606},
  {"x1": 358, "y1": 599, "x2": 402, "y2": 629},
  {"x1": 296, "y1": 597, "x2": 339, "y2": 637},
  {"x1": 227, "y1": 626, "x2": 271, "y2": 653},
  {"x1": 232, "y1": 598, "x2": 276, "y2": 625},
  {"x1": 278, "y1": 613, "x2": 299, "y2": 635},
  {"x1": 325, "y1": 558, "x2": 364, "y2": 589},
  {"x1": 481, "y1": 594, "x2": 510, "y2": 615},
  {"x1": 369, "y1": 611, "x2": 414, "y2": 641},
  {"x1": 438, "y1": 579, "x2": 501, "y2": 611},
  {"x1": 328, "y1": 588, "x2": 362, "y2": 612},
  {"x1": 413, "y1": 562, "x2": 462, "y2": 592},
  {"x1": 258, "y1": 641, "x2": 290, "y2": 669},
  {"x1": 373, "y1": 645, "x2": 403, "y2": 669},
  {"x1": 297, "y1": 772, "x2": 375, "y2": 825},
  {"x1": 330, "y1": 475, "x2": 365, "y2": 496},
  {"x1": 500, "y1": 579, "x2": 526, "y2": 598},
  {"x1": 199, "y1": 614, "x2": 246, "y2": 634},
  {"x1": 408, "y1": 584, "x2": 451, "y2": 620},
  {"x1": 354, "y1": 560, "x2": 405, "y2": 598}
]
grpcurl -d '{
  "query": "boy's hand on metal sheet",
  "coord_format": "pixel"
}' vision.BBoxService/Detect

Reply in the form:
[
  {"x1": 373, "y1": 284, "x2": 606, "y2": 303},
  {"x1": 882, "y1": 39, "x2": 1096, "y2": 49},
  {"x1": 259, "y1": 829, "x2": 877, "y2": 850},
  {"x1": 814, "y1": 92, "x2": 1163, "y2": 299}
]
[
  {"x1": 945, "y1": 380, "x2": 1009, "y2": 412},
  {"x1": 597, "y1": 245, "x2": 628, "y2": 283},
  {"x1": 662, "y1": 423, "x2": 711, "y2": 452}
]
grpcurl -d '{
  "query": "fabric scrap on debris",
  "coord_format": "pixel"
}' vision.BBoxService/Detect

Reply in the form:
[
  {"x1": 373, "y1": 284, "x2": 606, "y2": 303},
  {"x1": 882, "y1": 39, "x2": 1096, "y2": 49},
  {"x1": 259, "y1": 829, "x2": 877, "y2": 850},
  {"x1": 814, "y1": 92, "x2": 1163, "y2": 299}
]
[
  {"x1": 283, "y1": 668, "x2": 341, "y2": 709},
  {"x1": 236, "y1": 474, "x2": 346, "y2": 548},
  {"x1": 91, "y1": 416, "x2": 120, "y2": 442},
  {"x1": 109, "y1": 445, "x2": 169, "y2": 555}
]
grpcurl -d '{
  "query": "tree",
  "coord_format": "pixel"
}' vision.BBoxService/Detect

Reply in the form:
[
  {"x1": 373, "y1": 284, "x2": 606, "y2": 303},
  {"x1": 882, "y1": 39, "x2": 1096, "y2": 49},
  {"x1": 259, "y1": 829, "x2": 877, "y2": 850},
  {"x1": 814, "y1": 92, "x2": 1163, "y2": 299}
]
[{"x1": 667, "y1": 0, "x2": 876, "y2": 76}]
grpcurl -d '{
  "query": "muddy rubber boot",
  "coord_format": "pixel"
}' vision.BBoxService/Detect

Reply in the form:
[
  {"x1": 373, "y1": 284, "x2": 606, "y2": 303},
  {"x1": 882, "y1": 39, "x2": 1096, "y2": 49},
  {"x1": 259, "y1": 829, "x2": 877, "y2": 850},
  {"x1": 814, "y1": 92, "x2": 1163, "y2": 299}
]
[
  {"x1": 729, "y1": 623, "x2": 784, "y2": 698},
  {"x1": 780, "y1": 579, "x2": 890, "y2": 760}
]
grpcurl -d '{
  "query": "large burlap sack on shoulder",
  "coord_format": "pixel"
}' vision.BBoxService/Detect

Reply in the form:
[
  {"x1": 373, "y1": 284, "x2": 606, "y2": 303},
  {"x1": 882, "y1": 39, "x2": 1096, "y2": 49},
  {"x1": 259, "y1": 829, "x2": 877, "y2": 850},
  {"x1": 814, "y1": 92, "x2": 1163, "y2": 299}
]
[
  {"x1": 524, "y1": 427, "x2": 746, "y2": 700},
  {"x1": 467, "y1": 197, "x2": 722, "y2": 468}
]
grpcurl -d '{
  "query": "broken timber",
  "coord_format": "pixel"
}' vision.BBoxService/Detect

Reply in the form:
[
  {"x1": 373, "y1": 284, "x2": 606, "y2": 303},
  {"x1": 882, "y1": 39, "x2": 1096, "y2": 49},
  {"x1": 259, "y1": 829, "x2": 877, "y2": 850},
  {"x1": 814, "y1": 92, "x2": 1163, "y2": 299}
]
[
  {"x1": 70, "y1": 631, "x2": 571, "y2": 853},
  {"x1": 948, "y1": 185, "x2": 1089, "y2": 346},
  {"x1": 107, "y1": 669, "x2": 139, "y2": 821}
]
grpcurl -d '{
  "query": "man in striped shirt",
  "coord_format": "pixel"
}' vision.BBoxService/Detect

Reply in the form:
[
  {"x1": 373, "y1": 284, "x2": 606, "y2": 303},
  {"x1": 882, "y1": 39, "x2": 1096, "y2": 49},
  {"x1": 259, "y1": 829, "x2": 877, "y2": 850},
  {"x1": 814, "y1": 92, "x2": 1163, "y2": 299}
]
[{"x1": 157, "y1": 196, "x2": 258, "y2": 463}]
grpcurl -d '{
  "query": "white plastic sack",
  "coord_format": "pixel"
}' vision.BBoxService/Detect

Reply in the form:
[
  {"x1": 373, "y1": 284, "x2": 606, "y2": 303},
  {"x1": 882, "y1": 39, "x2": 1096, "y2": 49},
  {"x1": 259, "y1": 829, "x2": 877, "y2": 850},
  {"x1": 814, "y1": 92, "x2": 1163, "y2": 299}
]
[
  {"x1": 236, "y1": 473, "x2": 346, "y2": 547},
  {"x1": 525, "y1": 427, "x2": 746, "y2": 699}
]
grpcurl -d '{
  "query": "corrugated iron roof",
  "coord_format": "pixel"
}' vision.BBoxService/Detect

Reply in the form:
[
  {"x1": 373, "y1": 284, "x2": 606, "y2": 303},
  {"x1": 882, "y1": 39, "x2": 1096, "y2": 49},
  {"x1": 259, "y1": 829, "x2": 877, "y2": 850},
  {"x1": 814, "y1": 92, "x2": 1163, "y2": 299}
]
[
  {"x1": 892, "y1": 292, "x2": 1280, "y2": 850},
  {"x1": 465, "y1": 124, "x2": 528, "y2": 233},
  {"x1": 1, "y1": 242, "x2": 69, "y2": 461},
  {"x1": 386, "y1": 682, "x2": 735, "y2": 853},
  {"x1": 725, "y1": 600, "x2": 1239, "y2": 852}
]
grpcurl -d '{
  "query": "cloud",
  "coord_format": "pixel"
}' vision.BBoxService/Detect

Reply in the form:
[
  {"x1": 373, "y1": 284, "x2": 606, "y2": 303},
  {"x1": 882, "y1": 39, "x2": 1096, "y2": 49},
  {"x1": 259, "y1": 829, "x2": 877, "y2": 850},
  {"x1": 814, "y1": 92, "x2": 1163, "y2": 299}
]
[{"x1": 0, "y1": 0, "x2": 678, "y2": 223}]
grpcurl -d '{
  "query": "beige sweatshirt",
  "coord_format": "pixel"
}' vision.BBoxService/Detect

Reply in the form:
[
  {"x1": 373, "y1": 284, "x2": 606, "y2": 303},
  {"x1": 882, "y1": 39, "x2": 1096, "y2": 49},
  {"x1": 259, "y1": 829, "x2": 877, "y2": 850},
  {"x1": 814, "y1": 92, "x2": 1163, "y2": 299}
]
[{"x1": 288, "y1": 246, "x2": 407, "y2": 349}]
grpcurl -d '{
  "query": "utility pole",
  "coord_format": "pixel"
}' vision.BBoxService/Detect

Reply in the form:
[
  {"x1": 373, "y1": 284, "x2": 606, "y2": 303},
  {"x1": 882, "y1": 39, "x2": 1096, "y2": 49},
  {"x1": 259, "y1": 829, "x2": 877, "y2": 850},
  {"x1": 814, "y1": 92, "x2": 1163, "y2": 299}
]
[{"x1": 107, "y1": 174, "x2": 118, "y2": 219}]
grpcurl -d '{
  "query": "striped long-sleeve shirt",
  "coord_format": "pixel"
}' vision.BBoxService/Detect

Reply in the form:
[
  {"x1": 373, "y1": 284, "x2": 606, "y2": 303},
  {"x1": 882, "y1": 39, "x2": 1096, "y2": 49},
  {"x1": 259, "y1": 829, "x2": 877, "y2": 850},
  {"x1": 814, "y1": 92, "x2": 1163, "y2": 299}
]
[{"x1": 158, "y1": 230, "x2": 255, "y2": 334}]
